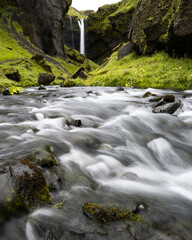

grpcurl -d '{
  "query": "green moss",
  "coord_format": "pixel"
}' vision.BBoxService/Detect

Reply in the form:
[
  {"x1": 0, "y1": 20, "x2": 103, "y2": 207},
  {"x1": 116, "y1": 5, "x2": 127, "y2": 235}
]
[
  {"x1": 67, "y1": 6, "x2": 86, "y2": 19},
  {"x1": 82, "y1": 202, "x2": 144, "y2": 223},
  {"x1": 76, "y1": 49, "x2": 192, "y2": 90}
]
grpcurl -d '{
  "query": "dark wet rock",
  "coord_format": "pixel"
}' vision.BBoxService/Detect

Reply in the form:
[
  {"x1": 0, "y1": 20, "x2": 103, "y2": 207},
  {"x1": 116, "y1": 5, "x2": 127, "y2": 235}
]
[
  {"x1": 60, "y1": 79, "x2": 76, "y2": 87},
  {"x1": 10, "y1": 159, "x2": 52, "y2": 208},
  {"x1": 153, "y1": 98, "x2": 181, "y2": 114},
  {"x1": 38, "y1": 85, "x2": 46, "y2": 90},
  {"x1": 149, "y1": 96, "x2": 163, "y2": 102},
  {"x1": 163, "y1": 95, "x2": 175, "y2": 103},
  {"x1": 31, "y1": 53, "x2": 52, "y2": 73},
  {"x1": 117, "y1": 42, "x2": 133, "y2": 60},
  {"x1": 5, "y1": 68, "x2": 21, "y2": 81},
  {"x1": 17, "y1": 0, "x2": 72, "y2": 56},
  {"x1": 72, "y1": 67, "x2": 87, "y2": 80},
  {"x1": 27, "y1": 149, "x2": 58, "y2": 168},
  {"x1": 65, "y1": 117, "x2": 82, "y2": 127},
  {"x1": 87, "y1": 90, "x2": 94, "y2": 94},
  {"x1": 116, "y1": 86, "x2": 124, "y2": 91},
  {"x1": 38, "y1": 73, "x2": 55, "y2": 85},
  {"x1": 2, "y1": 89, "x2": 11, "y2": 96},
  {"x1": 130, "y1": 0, "x2": 192, "y2": 57},
  {"x1": 143, "y1": 91, "x2": 157, "y2": 98},
  {"x1": 82, "y1": 202, "x2": 144, "y2": 223}
]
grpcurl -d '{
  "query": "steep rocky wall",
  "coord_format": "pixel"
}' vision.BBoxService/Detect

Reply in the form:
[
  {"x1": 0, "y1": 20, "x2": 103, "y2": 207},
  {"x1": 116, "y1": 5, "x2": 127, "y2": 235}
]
[
  {"x1": 16, "y1": 0, "x2": 72, "y2": 56},
  {"x1": 64, "y1": 16, "x2": 80, "y2": 51},
  {"x1": 86, "y1": 4, "x2": 135, "y2": 63},
  {"x1": 130, "y1": 0, "x2": 192, "y2": 57}
]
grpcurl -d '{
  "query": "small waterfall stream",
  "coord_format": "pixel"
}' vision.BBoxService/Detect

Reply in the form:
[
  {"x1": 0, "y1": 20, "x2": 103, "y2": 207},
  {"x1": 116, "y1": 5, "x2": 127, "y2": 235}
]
[
  {"x1": 69, "y1": 16, "x2": 75, "y2": 49},
  {"x1": 78, "y1": 18, "x2": 85, "y2": 55}
]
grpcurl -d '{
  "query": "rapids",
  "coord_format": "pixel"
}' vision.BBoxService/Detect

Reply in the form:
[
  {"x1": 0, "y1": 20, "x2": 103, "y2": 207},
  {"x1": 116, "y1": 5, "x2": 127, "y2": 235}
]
[{"x1": 0, "y1": 86, "x2": 192, "y2": 240}]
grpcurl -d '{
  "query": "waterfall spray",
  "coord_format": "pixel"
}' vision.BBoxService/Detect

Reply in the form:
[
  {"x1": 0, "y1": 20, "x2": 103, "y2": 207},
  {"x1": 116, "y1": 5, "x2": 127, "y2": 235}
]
[
  {"x1": 69, "y1": 16, "x2": 75, "y2": 49},
  {"x1": 78, "y1": 18, "x2": 85, "y2": 55}
]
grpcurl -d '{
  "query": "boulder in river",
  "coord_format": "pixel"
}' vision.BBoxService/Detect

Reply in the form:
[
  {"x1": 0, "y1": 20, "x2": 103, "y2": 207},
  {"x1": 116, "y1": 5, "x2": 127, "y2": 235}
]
[
  {"x1": 153, "y1": 98, "x2": 181, "y2": 114},
  {"x1": 11, "y1": 159, "x2": 52, "y2": 209},
  {"x1": 82, "y1": 202, "x2": 144, "y2": 223},
  {"x1": 116, "y1": 86, "x2": 124, "y2": 91},
  {"x1": 65, "y1": 117, "x2": 82, "y2": 127},
  {"x1": 38, "y1": 73, "x2": 55, "y2": 85}
]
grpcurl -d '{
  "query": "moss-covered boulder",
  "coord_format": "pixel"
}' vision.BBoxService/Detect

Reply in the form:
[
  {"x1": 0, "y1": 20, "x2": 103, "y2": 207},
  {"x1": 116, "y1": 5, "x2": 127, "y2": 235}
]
[
  {"x1": 72, "y1": 67, "x2": 87, "y2": 80},
  {"x1": 31, "y1": 53, "x2": 52, "y2": 73},
  {"x1": 4, "y1": 67, "x2": 21, "y2": 82},
  {"x1": 130, "y1": 0, "x2": 192, "y2": 57},
  {"x1": 82, "y1": 202, "x2": 144, "y2": 223},
  {"x1": 61, "y1": 79, "x2": 76, "y2": 87},
  {"x1": 38, "y1": 72, "x2": 55, "y2": 85},
  {"x1": 11, "y1": 159, "x2": 52, "y2": 208}
]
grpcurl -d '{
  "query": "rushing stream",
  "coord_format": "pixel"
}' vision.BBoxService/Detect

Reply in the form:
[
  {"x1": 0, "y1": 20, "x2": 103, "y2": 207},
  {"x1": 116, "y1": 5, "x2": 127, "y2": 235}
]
[{"x1": 0, "y1": 86, "x2": 192, "y2": 240}]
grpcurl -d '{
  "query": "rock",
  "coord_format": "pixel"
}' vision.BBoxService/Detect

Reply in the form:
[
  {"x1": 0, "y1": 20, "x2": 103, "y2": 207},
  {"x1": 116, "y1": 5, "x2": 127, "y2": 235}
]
[
  {"x1": 27, "y1": 149, "x2": 58, "y2": 168},
  {"x1": 38, "y1": 73, "x2": 55, "y2": 85},
  {"x1": 82, "y1": 202, "x2": 144, "y2": 223},
  {"x1": 31, "y1": 53, "x2": 52, "y2": 72},
  {"x1": 72, "y1": 67, "x2": 87, "y2": 80},
  {"x1": 142, "y1": 91, "x2": 157, "y2": 98},
  {"x1": 11, "y1": 159, "x2": 52, "y2": 208},
  {"x1": 65, "y1": 117, "x2": 82, "y2": 127},
  {"x1": 117, "y1": 42, "x2": 133, "y2": 60},
  {"x1": 60, "y1": 79, "x2": 76, "y2": 87},
  {"x1": 163, "y1": 95, "x2": 175, "y2": 103},
  {"x1": 2, "y1": 89, "x2": 11, "y2": 96},
  {"x1": 38, "y1": 85, "x2": 46, "y2": 90},
  {"x1": 153, "y1": 98, "x2": 181, "y2": 114},
  {"x1": 85, "y1": 2, "x2": 136, "y2": 63},
  {"x1": 5, "y1": 68, "x2": 21, "y2": 81},
  {"x1": 130, "y1": 0, "x2": 192, "y2": 57},
  {"x1": 17, "y1": 0, "x2": 72, "y2": 56},
  {"x1": 116, "y1": 86, "x2": 124, "y2": 91}
]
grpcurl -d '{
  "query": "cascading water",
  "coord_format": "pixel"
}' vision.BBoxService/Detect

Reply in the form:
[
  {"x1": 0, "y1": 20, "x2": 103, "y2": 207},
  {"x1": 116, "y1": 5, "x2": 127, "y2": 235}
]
[
  {"x1": 69, "y1": 16, "x2": 75, "y2": 49},
  {"x1": 0, "y1": 86, "x2": 192, "y2": 239},
  {"x1": 78, "y1": 18, "x2": 85, "y2": 55}
]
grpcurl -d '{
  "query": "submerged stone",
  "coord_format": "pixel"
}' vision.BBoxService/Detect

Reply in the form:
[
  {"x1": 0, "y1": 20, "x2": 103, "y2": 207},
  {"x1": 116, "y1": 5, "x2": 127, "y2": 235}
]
[{"x1": 82, "y1": 202, "x2": 144, "y2": 223}]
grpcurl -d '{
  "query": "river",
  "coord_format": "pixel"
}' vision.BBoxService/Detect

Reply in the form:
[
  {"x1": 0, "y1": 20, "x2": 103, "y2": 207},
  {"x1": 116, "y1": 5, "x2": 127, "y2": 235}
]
[{"x1": 0, "y1": 86, "x2": 192, "y2": 240}]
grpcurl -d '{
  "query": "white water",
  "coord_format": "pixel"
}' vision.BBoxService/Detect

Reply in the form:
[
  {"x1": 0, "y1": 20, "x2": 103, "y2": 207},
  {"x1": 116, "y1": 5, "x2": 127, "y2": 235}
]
[
  {"x1": 1, "y1": 87, "x2": 192, "y2": 239},
  {"x1": 78, "y1": 18, "x2": 85, "y2": 55},
  {"x1": 69, "y1": 16, "x2": 75, "y2": 49}
]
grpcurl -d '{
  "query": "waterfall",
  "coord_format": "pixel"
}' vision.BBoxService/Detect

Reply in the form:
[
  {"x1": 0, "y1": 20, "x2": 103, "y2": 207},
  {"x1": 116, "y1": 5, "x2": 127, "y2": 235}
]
[
  {"x1": 69, "y1": 16, "x2": 75, "y2": 49},
  {"x1": 78, "y1": 18, "x2": 85, "y2": 55}
]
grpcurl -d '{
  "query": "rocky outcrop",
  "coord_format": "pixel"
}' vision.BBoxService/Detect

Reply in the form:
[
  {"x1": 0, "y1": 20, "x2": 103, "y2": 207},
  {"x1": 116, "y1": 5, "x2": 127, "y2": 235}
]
[
  {"x1": 130, "y1": 0, "x2": 192, "y2": 57},
  {"x1": 16, "y1": 0, "x2": 72, "y2": 56},
  {"x1": 117, "y1": 42, "x2": 133, "y2": 60},
  {"x1": 86, "y1": 4, "x2": 135, "y2": 63}
]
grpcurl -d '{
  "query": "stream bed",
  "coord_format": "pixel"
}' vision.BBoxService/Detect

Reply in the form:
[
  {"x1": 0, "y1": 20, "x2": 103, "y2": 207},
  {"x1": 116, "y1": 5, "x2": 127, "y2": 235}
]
[{"x1": 0, "y1": 86, "x2": 192, "y2": 240}]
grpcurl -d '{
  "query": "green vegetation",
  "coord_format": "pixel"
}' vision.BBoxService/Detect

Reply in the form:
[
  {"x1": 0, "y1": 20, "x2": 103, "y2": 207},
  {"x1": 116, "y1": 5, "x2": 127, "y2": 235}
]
[
  {"x1": 67, "y1": 6, "x2": 86, "y2": 19},
  {"x1": 76, "y1": 48, "x2": 192, "y2": 90},
  {"x1": 0, "y1": 5, "x2": 96, "y2": 89},
  {"x1": 82, "y1": 202, "x2": 144, "y2": 223}
]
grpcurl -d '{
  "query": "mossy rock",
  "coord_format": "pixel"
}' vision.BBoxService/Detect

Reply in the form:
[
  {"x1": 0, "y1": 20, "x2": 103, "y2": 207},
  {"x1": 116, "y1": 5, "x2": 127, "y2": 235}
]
[
  {"x1": 11, "y1": 159, "x2": 52, "y2": 208},
  {"x1": 66, "y1": 48, "x2": 85, "y2": 63},
  {"x1": 4, "y1": 67, "x2": 21, "y2": 82},
  {"x1": 31, "y1": 54, "x2": 52, "y2": 73},
  {"x1": 38, "y1": 73, "x2": 55, "y2": 85},
  {"x1": 61, "y1": 79, "x2": 76, "y2": 87},
  {"x1": 27, "y1": 149, "x2": 58, "y2": 168},
  {"x1": 82, "y1": 202, "x2": 144, "y2": 223}
]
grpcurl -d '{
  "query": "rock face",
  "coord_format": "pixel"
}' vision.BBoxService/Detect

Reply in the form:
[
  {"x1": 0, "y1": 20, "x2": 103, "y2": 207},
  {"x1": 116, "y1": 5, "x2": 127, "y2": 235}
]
[
  {"x1": 16, "y1": 0, "x2": 72, "y2": 56},
  {"x1": 130, "y1": 0, "x2": 192, "y2": 57},
  {"x1": 86, "y1": 5, "x2": 135, "y2": 63},
  {"x1": 64, "y1": 16, "x2": 80, "y2": 51}
]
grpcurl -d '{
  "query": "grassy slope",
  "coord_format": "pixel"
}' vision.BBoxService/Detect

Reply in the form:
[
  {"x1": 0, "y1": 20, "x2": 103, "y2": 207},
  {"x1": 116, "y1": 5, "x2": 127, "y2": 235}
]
[
  {"x1": 67, "y1": 6, "x2": 86, "y2": 19},
  {"x1": 0, "y1": 6, "x2": 97, "y2": 89},
  {"x1": 76, "y1": 47, "x2": 192, "y2": 90}
]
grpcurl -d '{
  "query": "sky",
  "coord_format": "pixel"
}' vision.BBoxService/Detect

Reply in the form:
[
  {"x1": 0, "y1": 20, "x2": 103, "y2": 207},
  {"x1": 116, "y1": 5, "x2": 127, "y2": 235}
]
[{"x1": 71, "y1": 0, "x2": 121, "y2": 11}]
